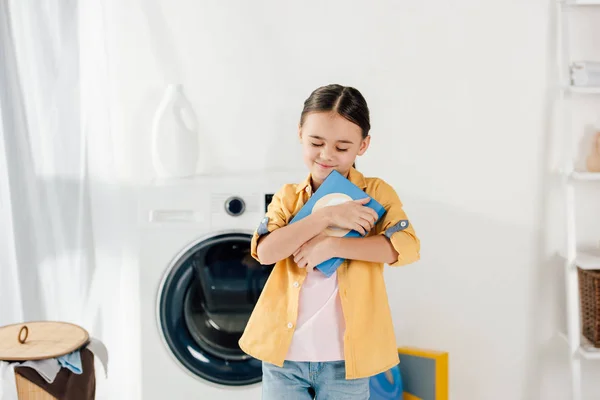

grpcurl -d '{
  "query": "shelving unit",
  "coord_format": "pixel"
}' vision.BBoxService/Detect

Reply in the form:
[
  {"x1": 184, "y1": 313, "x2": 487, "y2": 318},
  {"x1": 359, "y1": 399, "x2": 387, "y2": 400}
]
[
  {"x1": 561, "y1": 249, "x2": 600, "y2": 269},
  {"x1": 570, "y1": 171, "x2": 600, "y2": 181},
  {"x1": 565, "y1": 0, "x2": 600, "y2": 5},
  {"x1": 557, "y1": 1, "x2": 600, "y2": 399},
  {"x1": 572, "y1": 250, "x2": 600, "y2": 269},
  {"x1": 579, "y1": 337, "x2": 600, "y2": 360},
  {"x1": 566, "y1": 86, "x2": 600, "y2": 94}
]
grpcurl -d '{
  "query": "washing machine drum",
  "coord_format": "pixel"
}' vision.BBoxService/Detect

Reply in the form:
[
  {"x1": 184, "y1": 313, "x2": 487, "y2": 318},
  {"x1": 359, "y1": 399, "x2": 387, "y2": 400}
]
[{"x1": 158, "y1": 232, "x2": 274, "y2": 386}]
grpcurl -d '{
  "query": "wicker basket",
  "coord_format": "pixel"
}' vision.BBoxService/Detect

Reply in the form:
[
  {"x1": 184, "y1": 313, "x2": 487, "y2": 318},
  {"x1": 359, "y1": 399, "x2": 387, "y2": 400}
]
[
  {"x1": 578, "y1": 267, "x2": 600, "y2": 347},
  {"x1": 0, "y1": 321, "x2": 89, "y2": 399},
  {"x1": 15, "y1": 373, "x2": 57, "y2": 400}
]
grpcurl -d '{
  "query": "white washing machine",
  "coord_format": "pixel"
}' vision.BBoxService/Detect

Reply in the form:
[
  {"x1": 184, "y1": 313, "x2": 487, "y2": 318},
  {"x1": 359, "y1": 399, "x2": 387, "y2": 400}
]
[{"x1": 137, "y1": 170, "x2": 304, "y2": 400}]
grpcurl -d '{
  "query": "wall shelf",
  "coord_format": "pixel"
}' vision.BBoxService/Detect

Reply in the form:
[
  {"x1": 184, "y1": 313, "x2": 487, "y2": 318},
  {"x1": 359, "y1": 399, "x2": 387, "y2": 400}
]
[
  {"x1": 561, "y1": 0, "x2": 600, "y2": 6},
  {"x1": 579, "y1": 338, "x2": 600, "y2": 360},
  {"x1": 559, "y1": 333, "x2": 600, "y2": 360},
  {"x1": 557, "y1": 2, "x2": 600, "y2": 398},
  {"x1": 565, "y1": 86, "x2": 600, "y2": 94},
  {"x1": 561, "y1": 250, "x2": 600, "y2": 270},
  {"x1": 570, "y1": 171, "x2": 600, "y2": 181}
]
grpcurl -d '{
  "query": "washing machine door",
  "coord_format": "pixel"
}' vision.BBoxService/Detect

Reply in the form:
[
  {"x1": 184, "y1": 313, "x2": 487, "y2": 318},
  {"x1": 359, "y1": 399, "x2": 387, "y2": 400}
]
[{"x1": 158, "y1": 232, "x2": 273, "y2": 386}]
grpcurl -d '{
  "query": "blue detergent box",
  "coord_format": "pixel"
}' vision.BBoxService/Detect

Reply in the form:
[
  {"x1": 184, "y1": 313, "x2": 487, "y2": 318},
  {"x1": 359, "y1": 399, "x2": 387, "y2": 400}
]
[{"x1": 289, "y1": 170, "x2": 386, "y2": 277}]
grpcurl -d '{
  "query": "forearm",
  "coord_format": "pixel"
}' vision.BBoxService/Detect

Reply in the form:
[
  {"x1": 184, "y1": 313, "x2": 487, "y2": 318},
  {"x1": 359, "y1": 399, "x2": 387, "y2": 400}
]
[
  {"x1": 257, "y1": 211, "x2": 329, "y2": 265},
  {"x1": 330, "y1": 235, "x2": 399, "y2": 264}
]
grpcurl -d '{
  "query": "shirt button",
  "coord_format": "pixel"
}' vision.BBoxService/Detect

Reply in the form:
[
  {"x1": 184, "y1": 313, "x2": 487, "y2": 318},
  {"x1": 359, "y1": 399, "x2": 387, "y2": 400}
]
[
  {"x1": 287, "y1": 322, "x2": 293, "y2": 329},
  {"x1": 293, "y1": 281, "x2": 299, "y2": 288}
]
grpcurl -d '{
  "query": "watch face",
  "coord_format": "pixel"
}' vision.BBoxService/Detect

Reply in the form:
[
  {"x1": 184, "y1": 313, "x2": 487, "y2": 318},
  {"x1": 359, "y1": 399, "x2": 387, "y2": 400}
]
[{"x1": 312, "y1": 192, "x2": 352, "y2": 237}]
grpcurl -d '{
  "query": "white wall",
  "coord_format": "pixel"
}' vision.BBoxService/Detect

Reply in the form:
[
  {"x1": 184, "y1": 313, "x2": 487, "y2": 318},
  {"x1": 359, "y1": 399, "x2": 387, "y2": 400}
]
[{"x1": 102, "y1": 0, "x2": 600, "y2": 399}]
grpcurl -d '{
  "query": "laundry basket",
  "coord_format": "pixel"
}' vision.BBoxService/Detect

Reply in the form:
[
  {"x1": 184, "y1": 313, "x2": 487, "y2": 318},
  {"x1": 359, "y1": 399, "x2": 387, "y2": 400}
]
[
  {"x1": 578, "y1": 267, "x2": 600, "y2": 348},
  {"x1": 15, "y1": 373, "x2": 57, "y2": 400},
  {"x1": 0, "y1": 321, "x2": 90, "y2": 399}
]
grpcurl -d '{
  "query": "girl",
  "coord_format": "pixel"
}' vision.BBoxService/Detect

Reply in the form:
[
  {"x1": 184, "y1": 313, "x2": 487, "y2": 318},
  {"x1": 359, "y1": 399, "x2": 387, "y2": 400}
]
[{"x1": 239, "y1": 84, "x2": 420, "y2": 400}]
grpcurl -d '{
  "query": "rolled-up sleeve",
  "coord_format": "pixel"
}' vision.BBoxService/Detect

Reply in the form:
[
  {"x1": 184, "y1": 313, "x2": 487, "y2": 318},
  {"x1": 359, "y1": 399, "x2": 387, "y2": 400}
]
[
  {"x1": 250, "y1": 185, "x2": 290, "y2": 262},
  {"x1": 375, "y1": 181, "x2": 420, "y2": 267}
]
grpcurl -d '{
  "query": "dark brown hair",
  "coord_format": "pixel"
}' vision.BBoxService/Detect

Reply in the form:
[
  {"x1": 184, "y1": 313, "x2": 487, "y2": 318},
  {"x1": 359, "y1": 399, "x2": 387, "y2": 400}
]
[
  {"x1": 299, "y1": 84, "x2": 370, "y2": 139},
  {"x1": 299, "y1": 84, "x2": 371, "y2": 168}
]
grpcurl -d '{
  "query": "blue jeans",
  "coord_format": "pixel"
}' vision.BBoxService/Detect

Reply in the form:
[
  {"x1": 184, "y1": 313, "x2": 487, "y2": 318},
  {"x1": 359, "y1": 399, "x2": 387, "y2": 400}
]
[{"x1": 262, "y1": 360, "x2": 370, "y2": 400}]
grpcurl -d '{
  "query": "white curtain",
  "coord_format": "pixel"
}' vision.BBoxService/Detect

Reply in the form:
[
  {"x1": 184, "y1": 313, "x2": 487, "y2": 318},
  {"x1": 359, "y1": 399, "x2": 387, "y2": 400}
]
[
  {"x1": 0, "y1": 0, "x2": 92, "y2": 325},
  {"x1": 0, "y1": 1, "x2": 136, "y2": 398},
  {"x1": 0, "y1": 0, "x2": 25, "y2": 327}
]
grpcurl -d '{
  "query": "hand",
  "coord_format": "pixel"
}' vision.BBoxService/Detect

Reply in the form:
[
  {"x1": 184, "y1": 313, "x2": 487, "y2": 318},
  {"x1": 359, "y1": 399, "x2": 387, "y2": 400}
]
[
  {"x1": 293, "y1": 233, "x2": 334, "y2": 271},
  {"x1": 321, "y1": 198, "x2": 379, "y2": 236}
]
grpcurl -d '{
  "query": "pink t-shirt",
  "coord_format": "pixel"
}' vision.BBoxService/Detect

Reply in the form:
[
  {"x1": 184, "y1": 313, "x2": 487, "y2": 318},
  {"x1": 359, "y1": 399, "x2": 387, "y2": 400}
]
[{"x1": 285, "y1": 268, "x2": 346, "y2": 361}]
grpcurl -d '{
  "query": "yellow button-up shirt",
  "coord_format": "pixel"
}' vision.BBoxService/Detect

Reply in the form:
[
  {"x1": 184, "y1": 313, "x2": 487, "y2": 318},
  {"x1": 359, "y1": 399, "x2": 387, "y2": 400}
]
[{"x1": 238, "y1": 168, "x2": 420, "y2": 379}]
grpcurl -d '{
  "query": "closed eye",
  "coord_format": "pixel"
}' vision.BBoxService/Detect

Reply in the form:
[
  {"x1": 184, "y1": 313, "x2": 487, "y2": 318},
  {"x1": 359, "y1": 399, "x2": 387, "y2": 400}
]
[{"x1": 310, "y1": 142, "x2": 348, "y2": 152}]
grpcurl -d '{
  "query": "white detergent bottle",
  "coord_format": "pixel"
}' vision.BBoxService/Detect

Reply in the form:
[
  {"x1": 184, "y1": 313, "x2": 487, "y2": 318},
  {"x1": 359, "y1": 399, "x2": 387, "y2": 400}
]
[{"x1": 151, "y1": 84, "x2": 202, "y2": 178}]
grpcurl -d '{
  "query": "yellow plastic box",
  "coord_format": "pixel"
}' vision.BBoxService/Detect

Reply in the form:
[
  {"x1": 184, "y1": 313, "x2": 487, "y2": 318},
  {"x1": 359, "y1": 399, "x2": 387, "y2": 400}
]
[{"x1": 397, "y1": 347, "x2": 448, "y2": 400}]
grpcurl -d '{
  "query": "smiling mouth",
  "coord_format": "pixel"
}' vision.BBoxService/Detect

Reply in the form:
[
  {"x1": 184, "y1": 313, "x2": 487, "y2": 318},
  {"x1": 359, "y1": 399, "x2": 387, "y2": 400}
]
[{"x1": 316, "y1": 162, "x2": 334, "y2": 169}]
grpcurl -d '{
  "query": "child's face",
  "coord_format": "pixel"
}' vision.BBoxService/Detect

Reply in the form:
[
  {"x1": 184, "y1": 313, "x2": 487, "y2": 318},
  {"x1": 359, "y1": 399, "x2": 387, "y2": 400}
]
[{"x1": 299, "y1": 112, "x2": 370, "y2": 187}]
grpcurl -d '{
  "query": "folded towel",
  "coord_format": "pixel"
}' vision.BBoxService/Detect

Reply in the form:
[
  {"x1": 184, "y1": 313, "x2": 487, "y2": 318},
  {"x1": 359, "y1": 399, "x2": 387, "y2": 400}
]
[
  {"x1": 572, "y1": 61, "x2": 600, "y2": 73},
  {"x1": 57, "y1": 351, "x2": 82, "y2": 375},
  {"x1": 571, "y1": 70, "x2": 600, "y2": 87}
]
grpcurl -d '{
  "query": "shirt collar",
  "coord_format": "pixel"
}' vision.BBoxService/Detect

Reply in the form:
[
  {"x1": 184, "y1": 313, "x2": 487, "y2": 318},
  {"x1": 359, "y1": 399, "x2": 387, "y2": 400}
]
[{"x1": 295, "y1": 167, "x2": 367, "y2": 194}]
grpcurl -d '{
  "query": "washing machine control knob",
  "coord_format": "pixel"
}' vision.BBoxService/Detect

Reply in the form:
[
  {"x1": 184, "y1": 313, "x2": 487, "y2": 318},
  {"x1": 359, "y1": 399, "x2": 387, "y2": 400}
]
[{"x1": 225, "y1": 196, "x2": 245, "y2": 216}]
